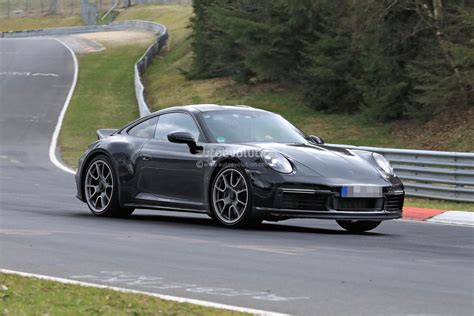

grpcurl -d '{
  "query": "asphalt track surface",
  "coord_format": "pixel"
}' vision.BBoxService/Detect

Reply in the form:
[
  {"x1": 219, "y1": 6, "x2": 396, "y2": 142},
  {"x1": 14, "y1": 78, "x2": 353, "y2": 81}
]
[{"x1": 1, "y1": 38, "x2": 473, "y2": 315}]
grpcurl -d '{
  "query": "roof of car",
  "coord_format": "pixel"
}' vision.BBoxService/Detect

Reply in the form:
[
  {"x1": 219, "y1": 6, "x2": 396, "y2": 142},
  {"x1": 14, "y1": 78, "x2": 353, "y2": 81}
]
[
  {"x1": 120, "y1": 104, "x2": 279, "y2": 134},
  {"x1": 154, "y1": 104, "x2": 267, "y2": 114}
]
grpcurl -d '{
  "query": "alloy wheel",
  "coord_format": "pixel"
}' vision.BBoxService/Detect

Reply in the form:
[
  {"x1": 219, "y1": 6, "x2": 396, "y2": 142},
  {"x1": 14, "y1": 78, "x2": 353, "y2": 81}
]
[
  {"x1": 85, "y1": 160, "x2": 114, "y2": 213},
  {"x1": 212, "y1": 168, "x2": 249, "y2": 224}
]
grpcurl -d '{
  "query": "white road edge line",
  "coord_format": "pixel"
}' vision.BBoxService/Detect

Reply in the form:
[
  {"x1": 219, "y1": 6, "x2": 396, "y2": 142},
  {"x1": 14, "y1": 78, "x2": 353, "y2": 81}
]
[
  {"x1": 0, "y1": 269, "x2": 287, "y2": 316},
  {"x1": 49, "y1": 38, "x2": 78, "y2": 175},
  {"x1": 396, "y1": 218, "x2": 473, "y2": 227}
]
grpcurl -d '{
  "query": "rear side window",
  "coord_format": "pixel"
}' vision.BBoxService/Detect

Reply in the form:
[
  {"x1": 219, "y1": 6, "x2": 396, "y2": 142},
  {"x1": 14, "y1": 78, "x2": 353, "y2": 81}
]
[
  {"x1": 128, "y1": 117, "x2": 159, "y2": 138},
  {"x1": 154, "y1": 113, "x2": 202, "y2": 141}
]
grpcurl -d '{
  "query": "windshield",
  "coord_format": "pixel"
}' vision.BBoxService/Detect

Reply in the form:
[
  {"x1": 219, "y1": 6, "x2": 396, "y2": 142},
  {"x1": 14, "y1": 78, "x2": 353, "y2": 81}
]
[{"x1": 200, "y1": 109, "x2": 309, "y2": 144}]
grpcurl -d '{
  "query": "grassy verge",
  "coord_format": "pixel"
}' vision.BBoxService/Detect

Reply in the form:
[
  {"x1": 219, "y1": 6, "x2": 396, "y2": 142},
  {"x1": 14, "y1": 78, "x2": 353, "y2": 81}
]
[
  {"x1": 59, "y1": 41, "x2": 150, "y2": 167},
  {"x1": 404, "y1": 198, "x2": 474, "y2": 212},
  {"x1": 0, "y1": 16, "x2": 81, "y2": 32},
  {"x1": 0, "y1": 273, "x2": 246, "y2": 315}
]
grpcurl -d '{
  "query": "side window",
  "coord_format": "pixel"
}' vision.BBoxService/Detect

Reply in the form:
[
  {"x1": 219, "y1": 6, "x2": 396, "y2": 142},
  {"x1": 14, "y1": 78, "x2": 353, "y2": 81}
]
[
  {"x1": 128, "y1": 117, "x2": 159, "y2": 139},
  {"x1": 154, "y1": 113, "x2": 201, "y2": 142}
]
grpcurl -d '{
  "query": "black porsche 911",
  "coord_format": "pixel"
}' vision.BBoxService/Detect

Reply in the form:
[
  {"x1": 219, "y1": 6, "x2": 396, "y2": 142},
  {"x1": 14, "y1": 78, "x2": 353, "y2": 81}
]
[{"x1": 75, "y1": 104, "x2": 404, "y2": 232}]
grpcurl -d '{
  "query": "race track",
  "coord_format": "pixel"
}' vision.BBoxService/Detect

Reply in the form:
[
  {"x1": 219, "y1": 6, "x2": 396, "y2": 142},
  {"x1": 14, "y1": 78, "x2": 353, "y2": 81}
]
[{"x1": 0, "y1": 38, "x2": 473, "y2": 315}]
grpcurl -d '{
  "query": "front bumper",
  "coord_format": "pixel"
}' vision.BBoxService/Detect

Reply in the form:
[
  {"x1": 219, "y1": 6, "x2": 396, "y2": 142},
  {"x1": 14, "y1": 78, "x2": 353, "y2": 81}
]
[
  {"x1": 249, "y1": 172, "x2": 404, "y2": 221},
  {"x1": 254, "y1": 207, "x2": 402, "y2": 220}
]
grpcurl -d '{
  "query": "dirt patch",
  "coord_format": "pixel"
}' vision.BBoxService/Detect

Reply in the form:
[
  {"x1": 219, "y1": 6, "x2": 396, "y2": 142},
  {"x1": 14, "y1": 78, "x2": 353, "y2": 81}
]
[
  {"x1": 75, "y1": 30, "x2": 155, "y2": 46},
  {"x1": 391, "y1": 107, "x2": 474, "y2": 152}
]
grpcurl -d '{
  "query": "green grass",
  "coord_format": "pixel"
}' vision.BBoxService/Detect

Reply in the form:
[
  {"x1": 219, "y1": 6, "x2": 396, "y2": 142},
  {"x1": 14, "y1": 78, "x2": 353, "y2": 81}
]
[
  {"x1": 0, "y1": 273, "x2": 246, "y2": 315},
  {"x1": 405, "y1": 197, "x2": 474, "y2": 212},
  {"x1": 0, "y1": 15, "x2": 81, "y2": 32},
  {"x1": 59, "y1": 42, "x2": 151, "y2": 167}
]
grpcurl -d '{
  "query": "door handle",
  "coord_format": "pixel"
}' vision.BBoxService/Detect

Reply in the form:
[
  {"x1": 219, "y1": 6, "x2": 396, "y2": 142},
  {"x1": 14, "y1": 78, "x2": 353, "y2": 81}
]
[{"x1": 141, "y1": 154, "x2": 152, "y2": 161}]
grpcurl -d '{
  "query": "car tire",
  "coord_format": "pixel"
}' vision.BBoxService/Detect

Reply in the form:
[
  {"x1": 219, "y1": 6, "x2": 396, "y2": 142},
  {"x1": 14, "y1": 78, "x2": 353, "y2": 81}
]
[
  {"x1": 84, "y1": 155, "x2": 134, "y2": 218},
  {"x1": 336, "y1": 220, "x2": 381, "y2": 233},
  {"x1": 210, "y1": 164, "x2": 254, "y2": 228}
]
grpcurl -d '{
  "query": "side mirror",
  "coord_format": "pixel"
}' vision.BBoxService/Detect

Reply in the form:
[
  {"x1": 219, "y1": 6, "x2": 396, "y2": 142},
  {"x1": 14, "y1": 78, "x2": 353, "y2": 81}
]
[
  {"x1": 308, "y1": 135, "x2": 325, "y2": 145},
  {"x1": 167, "y1": 131, "x2": 201, "y2": 153}
]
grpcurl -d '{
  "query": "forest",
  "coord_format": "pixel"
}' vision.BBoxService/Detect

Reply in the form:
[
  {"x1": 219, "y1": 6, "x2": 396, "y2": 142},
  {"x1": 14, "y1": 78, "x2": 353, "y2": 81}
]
[{"x1": 189, "y1": 0, "x2": 473, "y2": 122}]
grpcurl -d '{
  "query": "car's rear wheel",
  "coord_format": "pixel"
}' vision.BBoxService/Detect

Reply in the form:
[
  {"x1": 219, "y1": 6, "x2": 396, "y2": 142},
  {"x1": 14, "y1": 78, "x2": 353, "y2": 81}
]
[
  {"x1": 84, "y1": 155, "x2": 134, "y2": 217},
  {"x1": 210, "y1": 165, "x2": 254, "y2": 227},
  {"x1": 336, "y1": 220, "x2": 381, "y2": 233}
]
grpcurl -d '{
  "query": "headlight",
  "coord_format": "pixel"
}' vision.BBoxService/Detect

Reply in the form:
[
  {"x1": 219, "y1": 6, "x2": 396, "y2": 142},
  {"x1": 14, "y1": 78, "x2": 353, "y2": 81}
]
[
  {"x1": 372, "y1": 153, "x2": 394, "y2": 175},
  {"x1": 260, "y1": 150, "x2": 293, "y2": 174}
]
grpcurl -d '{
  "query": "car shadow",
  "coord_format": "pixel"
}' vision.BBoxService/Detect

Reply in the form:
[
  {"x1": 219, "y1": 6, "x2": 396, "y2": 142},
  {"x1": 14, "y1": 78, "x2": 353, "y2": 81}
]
[
  {"x1": 69, "y1": 210, "x2": 389, "y2": 236},
  {"x1": 124, "y1": 213, "x2": 386, "y2": 236},
  {"x1": 255, "y1": 222, "x2": 384, "y2": 236}
]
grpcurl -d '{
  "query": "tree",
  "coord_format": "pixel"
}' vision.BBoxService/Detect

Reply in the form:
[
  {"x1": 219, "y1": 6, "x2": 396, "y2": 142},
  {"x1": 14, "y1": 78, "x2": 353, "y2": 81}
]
[{"x1": 189, "y1": 0, "x2": 473, "y2": 121}]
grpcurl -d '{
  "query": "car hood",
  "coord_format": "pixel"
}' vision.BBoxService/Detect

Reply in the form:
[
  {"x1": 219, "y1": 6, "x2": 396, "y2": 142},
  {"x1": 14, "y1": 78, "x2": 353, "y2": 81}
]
[{"x1": 251, "y1": 143, "x2": 383, "y2": 180}]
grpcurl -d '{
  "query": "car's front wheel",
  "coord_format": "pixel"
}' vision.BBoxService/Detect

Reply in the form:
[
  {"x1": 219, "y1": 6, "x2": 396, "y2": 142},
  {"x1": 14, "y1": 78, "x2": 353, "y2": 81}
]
[
  {"x1": 84, "y1": 155, "x2": 134, "y2": 217},
  {"x1": 210, "y1": 165, "x2": 255, "y2": 227},
  {"x1": 336, "y1": 220, "x2": 381, "y2": 233}
]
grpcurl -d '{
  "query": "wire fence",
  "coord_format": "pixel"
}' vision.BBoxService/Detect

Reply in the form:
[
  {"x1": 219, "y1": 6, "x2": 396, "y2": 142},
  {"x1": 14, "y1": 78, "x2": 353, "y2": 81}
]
[
  {"x1": 0, "y1": 0, "x2": 117, "y2": 19},
  {"x1": 0, "y1": 0, "x2": 192, "y2": 24}
]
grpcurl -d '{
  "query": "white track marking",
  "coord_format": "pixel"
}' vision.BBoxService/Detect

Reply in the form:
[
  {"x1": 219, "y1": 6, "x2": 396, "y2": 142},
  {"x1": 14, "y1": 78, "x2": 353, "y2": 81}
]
[
  {"x1": 0, "y1": 269, "x2": 287, "y2": 316},
  {"x1": 49, "y1": 38, "x2": 78, "y2": 175},
  {"x1": 397, "y1": 218, "x2": 474, "y2": 227},
  {"x1": 427, "y1": 211, "x2": 474, "y2": 227},
  {"x1": 0, "y1": 71, "x2": 59, "y2": 77}
]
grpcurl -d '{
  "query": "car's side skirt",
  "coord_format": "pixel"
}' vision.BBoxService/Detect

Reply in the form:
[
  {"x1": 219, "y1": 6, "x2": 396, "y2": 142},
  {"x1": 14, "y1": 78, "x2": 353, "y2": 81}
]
[{"x1": 123, "y1": 203, "x2": 208, "y2": 214}]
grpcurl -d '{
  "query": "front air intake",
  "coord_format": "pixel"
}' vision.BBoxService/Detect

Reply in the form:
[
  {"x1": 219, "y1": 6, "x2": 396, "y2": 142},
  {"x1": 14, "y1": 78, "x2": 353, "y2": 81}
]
[
  {"x1": 280, "y1": 192, "x2": 328, "y2": 211},
  {"x1": 333, "y1": 198, "x2": 384, "y2": 211}
]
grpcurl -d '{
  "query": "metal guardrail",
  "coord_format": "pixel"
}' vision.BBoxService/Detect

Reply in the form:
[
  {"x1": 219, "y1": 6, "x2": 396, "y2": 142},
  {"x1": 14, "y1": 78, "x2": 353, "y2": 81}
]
[
  {"x1": 132, "y1": 21, "x2": 168, "y2": 117},
  {"x1": 0, "y1": 20, "x2": 165, "y2": 37},
  {"x1": 329, "y1": 144, "x2": 474, "y2": 202}
]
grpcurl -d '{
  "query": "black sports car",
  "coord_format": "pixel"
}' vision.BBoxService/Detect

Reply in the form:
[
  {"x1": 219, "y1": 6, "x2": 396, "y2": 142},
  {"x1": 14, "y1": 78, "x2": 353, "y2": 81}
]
[{"x1": 76, "y1": 104, "x2": 404, "y2": 232}]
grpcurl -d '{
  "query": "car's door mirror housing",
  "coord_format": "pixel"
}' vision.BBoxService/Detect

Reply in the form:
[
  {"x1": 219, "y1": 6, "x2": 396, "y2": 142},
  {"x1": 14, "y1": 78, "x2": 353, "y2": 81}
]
[
  {"x1": 167, "y1": 131, "x2": 201, "y2": 153},
  {"x1": 308, "y1": 135, "x2": 325, "y2": 145}
]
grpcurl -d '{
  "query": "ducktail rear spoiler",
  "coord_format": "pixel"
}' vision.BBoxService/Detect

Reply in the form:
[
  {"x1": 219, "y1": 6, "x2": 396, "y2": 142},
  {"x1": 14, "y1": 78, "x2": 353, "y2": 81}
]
[{"x1": 96, "y1": 129, "x2": 117, "y2": 140}]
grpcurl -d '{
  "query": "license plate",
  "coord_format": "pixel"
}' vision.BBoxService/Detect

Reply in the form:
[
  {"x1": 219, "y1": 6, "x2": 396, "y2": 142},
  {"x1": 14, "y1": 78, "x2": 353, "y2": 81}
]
[{"x1": 341, "y1": 185, "x2": 383, "y2": 198}]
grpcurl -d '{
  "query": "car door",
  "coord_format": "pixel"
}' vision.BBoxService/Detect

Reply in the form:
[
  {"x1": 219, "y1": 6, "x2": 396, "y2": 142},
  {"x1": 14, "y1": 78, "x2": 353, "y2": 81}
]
[
  {"x1": 136, "y1": 112, "x2": 205, "y2": 210},
  {"x1": 121, "y1": 115, "x2": 160, "y2": 203}
]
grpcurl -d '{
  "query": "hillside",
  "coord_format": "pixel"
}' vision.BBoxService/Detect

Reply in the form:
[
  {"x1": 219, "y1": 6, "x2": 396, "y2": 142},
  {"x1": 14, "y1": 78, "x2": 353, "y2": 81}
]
[{"x1": 117, "y1": 5, "x2": 473, "y2": 152}]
